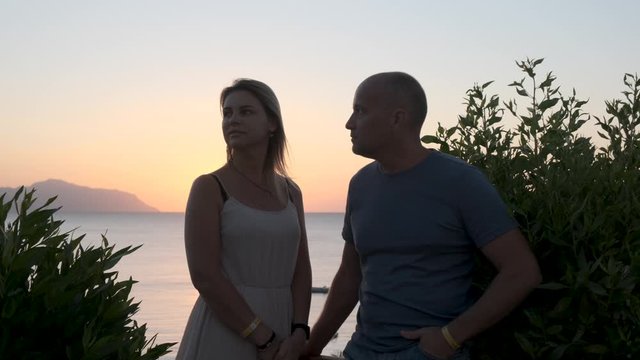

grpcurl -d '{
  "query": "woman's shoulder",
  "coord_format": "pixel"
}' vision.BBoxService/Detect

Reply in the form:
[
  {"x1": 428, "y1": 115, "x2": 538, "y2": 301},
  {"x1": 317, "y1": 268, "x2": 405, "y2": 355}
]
[
  {"x1": 192, "y1": 173, "x2": 215, "y2": 187},
  {"x1": 278, "y1": 176, "x2": 300, "y2": 195},
  {"x1": 191, "y1": 167, "x2": 229, "y2": 194},
  {"x1": 278, "y1": 176, "x2": 303, "y2": 206},
  {"x1": 192, "y1": 166, "x2": 229, "y2": 185},
  {"x1": 185, "y1": 173, "x2": 226, "y2": 212}
]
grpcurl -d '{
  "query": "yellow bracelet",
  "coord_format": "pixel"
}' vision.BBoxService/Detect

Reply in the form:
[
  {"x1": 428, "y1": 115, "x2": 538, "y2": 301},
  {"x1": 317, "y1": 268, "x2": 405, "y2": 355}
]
[
  {"x1": 241, "y1": 317, "x2": 261, "y2": 338},
  {"x1": 441, "y1": 326, "x2": 461, "y2": 350}
]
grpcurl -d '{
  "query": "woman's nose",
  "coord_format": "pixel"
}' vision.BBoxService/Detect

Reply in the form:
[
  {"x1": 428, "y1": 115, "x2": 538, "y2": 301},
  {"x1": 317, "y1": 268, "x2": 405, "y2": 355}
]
[{"x1": 227, "y1": 112, "x2": 240, "y2": 124}]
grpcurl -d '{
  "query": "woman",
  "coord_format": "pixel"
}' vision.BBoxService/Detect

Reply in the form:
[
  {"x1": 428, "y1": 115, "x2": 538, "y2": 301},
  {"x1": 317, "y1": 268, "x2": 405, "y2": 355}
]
[{"x1": 176, "y1": 79, "x2": 312, "y2": 360}]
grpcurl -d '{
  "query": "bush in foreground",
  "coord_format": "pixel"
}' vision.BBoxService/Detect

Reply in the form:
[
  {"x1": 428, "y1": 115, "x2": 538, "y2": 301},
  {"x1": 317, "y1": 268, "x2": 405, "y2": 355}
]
[
  {"x1": 424, "y1": 59, "x2": 640, "y2": 359},
  {"x1": 0, "y1": 188, "x2": 175, "y2": 359}
]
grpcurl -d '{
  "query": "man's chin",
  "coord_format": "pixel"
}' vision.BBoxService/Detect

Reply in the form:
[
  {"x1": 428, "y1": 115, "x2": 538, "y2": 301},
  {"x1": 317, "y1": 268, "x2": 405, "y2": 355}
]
[{"x1": 352, "y1": 146, "x2": 374, "y2": 159}]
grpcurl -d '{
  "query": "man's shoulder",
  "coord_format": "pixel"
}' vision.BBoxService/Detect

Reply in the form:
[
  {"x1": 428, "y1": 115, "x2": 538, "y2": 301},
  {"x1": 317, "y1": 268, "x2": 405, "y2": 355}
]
[
  {"x1": 429, "y1": 151, "x2": 482, "y2": 180},
  {"x1": 351, "y1": 161, "x2": 379, "y2": 181},
  {"x1": 431, "y1": 151, "x2": 471, "y2": 169}
]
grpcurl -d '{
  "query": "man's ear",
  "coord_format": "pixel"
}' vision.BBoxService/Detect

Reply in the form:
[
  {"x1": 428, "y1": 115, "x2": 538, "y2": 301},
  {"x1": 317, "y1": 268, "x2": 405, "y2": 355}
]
[{"x1": 392, "y1": 108, "x2": 407, "y2": 127}]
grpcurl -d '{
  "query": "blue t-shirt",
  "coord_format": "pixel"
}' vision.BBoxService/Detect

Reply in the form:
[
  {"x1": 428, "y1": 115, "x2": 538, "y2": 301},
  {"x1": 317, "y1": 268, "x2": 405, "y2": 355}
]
[{"x1": 342, "y1": 151, "x2": 518, "y2": 352}]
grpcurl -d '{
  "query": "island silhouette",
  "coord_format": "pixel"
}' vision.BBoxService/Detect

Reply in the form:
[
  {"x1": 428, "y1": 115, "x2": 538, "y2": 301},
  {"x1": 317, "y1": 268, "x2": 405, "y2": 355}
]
[{"x1": 0, "y1": 179, "x2": 158, "y2": 213}]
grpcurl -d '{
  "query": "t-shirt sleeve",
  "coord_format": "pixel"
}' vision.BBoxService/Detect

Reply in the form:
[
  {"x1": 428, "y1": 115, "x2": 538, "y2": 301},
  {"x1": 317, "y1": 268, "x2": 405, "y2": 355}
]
[
  {"x1": 457, "y1": 167, "x2": 519, "y2": 248},
  {"x1": 342, "y1": 185, "x2": 354, "y2": 243}
]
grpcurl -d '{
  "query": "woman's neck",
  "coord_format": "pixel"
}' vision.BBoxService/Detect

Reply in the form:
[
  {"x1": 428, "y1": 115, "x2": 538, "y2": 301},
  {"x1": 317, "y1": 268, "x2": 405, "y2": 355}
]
[{"x1": 229, "y1": 152, "x2": 272, "y2": 181}]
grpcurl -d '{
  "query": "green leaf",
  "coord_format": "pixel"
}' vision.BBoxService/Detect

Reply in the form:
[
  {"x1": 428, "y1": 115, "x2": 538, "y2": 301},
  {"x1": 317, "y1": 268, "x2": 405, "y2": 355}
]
[
  {"x1": 524, "y1": 309, "x2": 544, "y2": 329},
  {"x1": 524, "y1": 67, "x2": 535, "y2": 78},
  {"x1": 584, "y1": 344, "x2": 608, "y2": 354},
  {"x1": 587, "y1": 282, "x2": 607, "y2": 296},
  {"x1": 539, "y1": 73, "x2": 555, "y2": 88},
  {"x1": 481, "y1": 81, "x2": 494, "y2": 89},
  {"x1": 516, "y1": 88, "x2": 529, "y2": 97},
  {"x1": 547, "y1": 325, "x2": 563, "y2": 335},
  {"x1": 514, "y1": 332, "x2": 536, "y2": 356},
  {"x1": 618, "y1": 276, "x2": 636, "y2": 291},
  {"x1": 487, "y1": 116, "x2": 502, "y2": 126},
  {"x1": 551, "y1": 344, "x2": 569, "y2": 360},
  {"x1": 575, "y1": 100, "x2": 589, "y2": 107},
  {"x1": 421, "y1": 135, "x2": 441, "y2": 144},
  {"x1": 488, "y1": 96, "x2": 500, "y2": 109},
  {"x1": 445, "y1": 127, "x2": 458, "y2": 138},
  {"x1": 538, "y1": 282, "x2": 566, "y2": 290},
  {"x1": 550, "y1": 297, "x2": 572, "y2": 317},
  {"x1": 538, "y1": 98, "x2": 559, "y2": 112}
]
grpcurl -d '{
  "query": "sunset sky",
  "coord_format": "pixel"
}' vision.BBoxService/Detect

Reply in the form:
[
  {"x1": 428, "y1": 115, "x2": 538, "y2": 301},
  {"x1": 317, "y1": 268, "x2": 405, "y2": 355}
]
[{"x1": 2, "y1": 1, "x2": 639, "y2": 212}]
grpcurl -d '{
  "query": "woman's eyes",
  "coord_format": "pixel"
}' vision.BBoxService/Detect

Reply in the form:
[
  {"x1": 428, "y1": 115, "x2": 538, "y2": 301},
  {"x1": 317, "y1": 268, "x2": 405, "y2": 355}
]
[{"x1": 222, "y1": 109, "x2": 253, "y2": 118}]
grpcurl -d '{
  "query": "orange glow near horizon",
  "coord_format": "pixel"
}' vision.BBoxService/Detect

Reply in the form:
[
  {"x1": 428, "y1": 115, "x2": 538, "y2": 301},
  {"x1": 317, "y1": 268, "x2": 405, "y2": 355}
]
[{"x1": 1, "y1": 98, "x2": 367, "y2": 213}]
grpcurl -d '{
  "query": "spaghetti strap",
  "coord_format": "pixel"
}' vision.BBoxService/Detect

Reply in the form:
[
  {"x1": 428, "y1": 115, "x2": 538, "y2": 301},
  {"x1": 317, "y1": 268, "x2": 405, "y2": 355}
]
[
  {"x1": 284, "y1": 177, "x2": 295, "y2": 203},
  {"x1": 209, "y1": 174, "x2": 229, "y2": 202}
]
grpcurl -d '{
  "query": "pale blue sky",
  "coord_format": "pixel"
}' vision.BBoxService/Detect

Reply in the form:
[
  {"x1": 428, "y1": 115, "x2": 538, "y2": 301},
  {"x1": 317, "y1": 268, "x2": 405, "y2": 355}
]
[{"x1": 2, "y1": 0, "x2": 639, "y2": 211}]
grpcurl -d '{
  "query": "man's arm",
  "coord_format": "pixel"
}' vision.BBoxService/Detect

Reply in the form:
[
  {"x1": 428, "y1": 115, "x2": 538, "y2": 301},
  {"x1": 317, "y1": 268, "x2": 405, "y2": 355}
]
[
  {"x1": 304, "y1": 242, "x2": 361, "y2": 357},
  {"x1": 448, "y1": 228, "x2": 541, "y2": 343},
  {"x1": 402, "y1": 228, "x2": 541, "y2": 358}
]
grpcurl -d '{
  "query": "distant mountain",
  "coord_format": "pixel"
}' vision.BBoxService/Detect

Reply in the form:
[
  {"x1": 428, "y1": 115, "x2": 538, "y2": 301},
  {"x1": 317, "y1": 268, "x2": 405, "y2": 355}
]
[{"x1": 0, "y1": 179, "x2": 158, "y2": 213}]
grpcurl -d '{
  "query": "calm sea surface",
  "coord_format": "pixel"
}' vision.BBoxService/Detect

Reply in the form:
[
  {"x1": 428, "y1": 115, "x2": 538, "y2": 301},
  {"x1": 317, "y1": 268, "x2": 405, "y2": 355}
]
[{"x1": 59, "y1": 212, "x2": 357, "y2": 359}]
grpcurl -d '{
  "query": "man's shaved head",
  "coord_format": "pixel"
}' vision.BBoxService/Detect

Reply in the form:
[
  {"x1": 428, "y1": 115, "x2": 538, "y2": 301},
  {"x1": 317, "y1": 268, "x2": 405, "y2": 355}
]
[{"x1": 359, "y1": 72, "x2": 428, "y2": 128}]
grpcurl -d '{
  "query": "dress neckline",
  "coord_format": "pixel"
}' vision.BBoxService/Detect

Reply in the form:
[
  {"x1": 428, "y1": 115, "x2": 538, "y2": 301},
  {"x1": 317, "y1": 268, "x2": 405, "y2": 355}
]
[{"x1": 225, "y1": 196, "x2": 293, "y2": 213}]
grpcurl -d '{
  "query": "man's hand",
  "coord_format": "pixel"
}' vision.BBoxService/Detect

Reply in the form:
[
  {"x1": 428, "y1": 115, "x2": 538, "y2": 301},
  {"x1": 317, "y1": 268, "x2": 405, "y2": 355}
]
[
  {"x1": 274, "y1": 331, "x2": 306, "y2": 360},
  {"x1": 300, "y1": 342, "x2": 320, "y2": 359},
  {"x1": 400, "y1": 327, "x2": 455, "y2": 360}
]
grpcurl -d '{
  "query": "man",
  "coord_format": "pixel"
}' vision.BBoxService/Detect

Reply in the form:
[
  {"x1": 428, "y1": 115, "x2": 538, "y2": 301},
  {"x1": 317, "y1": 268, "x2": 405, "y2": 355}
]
[{"x1": 304, "y1": 72, "x2": 541, "y2": 359}]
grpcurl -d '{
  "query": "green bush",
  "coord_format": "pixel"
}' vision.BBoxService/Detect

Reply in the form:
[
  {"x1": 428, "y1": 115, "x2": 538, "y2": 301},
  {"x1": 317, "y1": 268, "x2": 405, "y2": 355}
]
[
  {"x1": 0, "y1": 188, "x2": 175, "y2": 359},
  {"x1": 424, "y1": 58, "x2": 640, "y2": 359}
]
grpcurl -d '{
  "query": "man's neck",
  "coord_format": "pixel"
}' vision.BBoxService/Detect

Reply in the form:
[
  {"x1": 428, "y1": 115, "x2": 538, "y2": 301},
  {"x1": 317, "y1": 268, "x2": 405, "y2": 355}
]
[{"x1": 377, "y1": 146, "x2": 432, "y2": 174}]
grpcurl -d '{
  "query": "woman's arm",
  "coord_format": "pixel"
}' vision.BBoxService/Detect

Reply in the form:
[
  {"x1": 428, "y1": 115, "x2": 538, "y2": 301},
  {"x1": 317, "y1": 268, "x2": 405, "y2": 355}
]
[
  {"x1": 275, "y1": 180, "x2": 312, "y2": 359},
  {"x1": 184, "y1": 174, "x2": 274, "y2": 347},
  {"x1": 289, "y1": 181, "x2": 312, "y2": 327}
]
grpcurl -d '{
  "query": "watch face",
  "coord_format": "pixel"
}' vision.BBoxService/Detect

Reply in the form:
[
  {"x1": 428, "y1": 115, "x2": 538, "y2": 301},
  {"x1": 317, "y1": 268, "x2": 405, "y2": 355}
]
[{"x1": 292, "y1": 323, "x2": 310, "y2": 339}]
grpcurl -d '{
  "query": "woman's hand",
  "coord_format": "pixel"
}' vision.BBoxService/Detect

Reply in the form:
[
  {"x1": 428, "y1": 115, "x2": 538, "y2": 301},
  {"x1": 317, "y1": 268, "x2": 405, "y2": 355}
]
[
  {"x1": 274, "y1": 330, "x2": 306, "y2": 360},
  {"x1": 257, "y1": 337, "x2": 281, "y2": 360}
]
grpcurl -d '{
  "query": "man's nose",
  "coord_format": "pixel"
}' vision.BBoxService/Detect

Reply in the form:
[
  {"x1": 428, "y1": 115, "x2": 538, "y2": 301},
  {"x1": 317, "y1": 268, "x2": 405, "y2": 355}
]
[{"x1": 345, "y1": 114, "x2": 355, "y2": 129}]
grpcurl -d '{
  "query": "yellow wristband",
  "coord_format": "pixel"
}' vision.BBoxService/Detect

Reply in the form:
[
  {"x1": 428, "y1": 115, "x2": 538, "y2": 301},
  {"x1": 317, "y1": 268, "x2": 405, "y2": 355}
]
[
  {"x1": 441, "y1": 326, "x2": 461, "y2": 350},
  {"x1": 242, "y1": 317, "x2": 261, "y2": 338}
]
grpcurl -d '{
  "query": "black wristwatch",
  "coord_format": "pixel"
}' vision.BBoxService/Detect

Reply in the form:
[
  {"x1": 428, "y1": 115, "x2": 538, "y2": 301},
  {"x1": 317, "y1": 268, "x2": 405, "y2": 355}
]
[{"x1": 291, "y1": 323, "x2": 310, "y2": 340}]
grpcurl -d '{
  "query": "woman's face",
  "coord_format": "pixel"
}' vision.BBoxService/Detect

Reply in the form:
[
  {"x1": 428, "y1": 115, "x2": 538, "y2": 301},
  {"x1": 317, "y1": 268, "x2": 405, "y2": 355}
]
[{"x1": 222, "y1": 90, "x2": 275, "y2": 151}]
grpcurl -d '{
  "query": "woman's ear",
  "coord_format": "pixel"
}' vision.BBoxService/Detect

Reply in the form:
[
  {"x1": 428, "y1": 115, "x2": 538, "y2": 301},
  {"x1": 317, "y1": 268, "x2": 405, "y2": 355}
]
[{"x1": 268, "y1": 118, "x2": 278, "y2": 133}]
